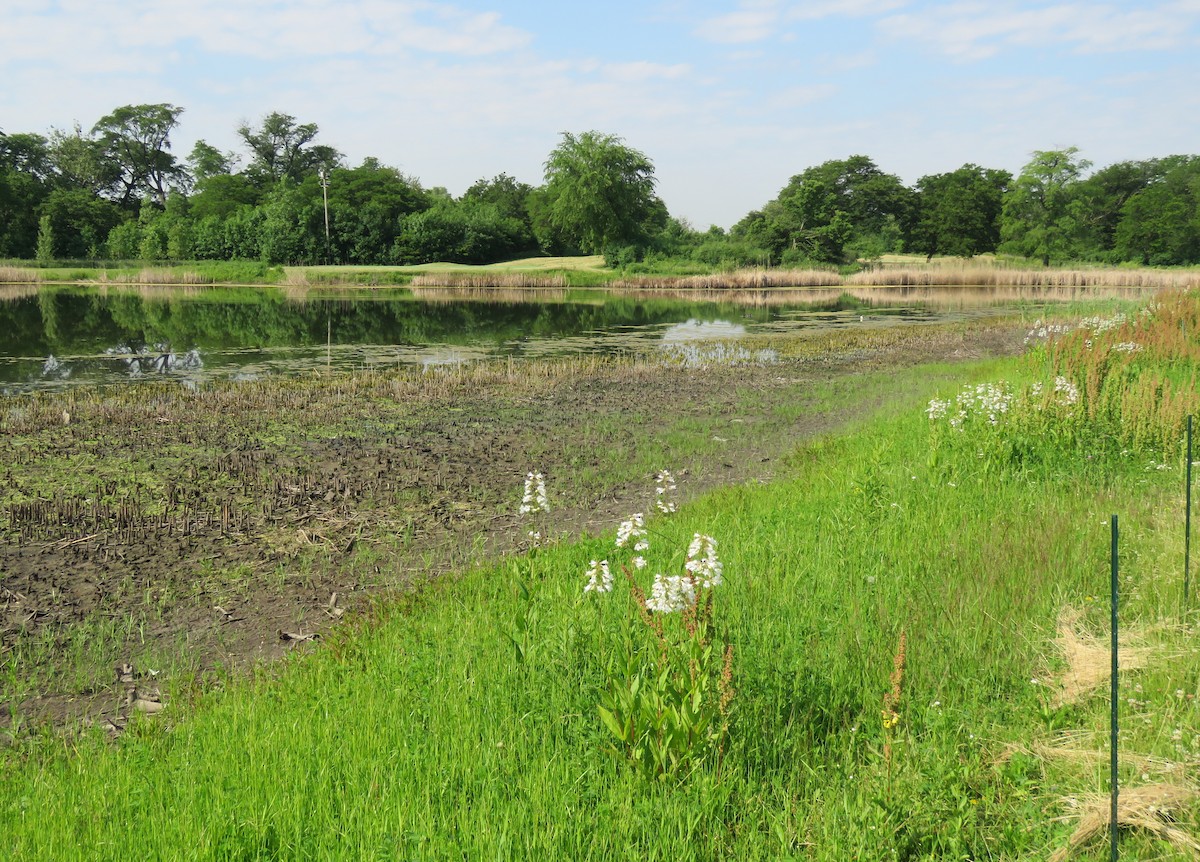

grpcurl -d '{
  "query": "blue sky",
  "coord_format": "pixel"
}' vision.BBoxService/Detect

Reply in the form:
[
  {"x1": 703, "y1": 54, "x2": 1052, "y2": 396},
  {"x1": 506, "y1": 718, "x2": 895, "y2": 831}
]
[{"x1": 3, "y1": 0, "x2": 1199, "y2": 229}]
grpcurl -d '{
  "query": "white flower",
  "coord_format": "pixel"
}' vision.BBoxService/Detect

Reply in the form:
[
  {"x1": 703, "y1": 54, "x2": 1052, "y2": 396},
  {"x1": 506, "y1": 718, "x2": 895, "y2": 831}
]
[
  {"x1": 615, "y1": 513, "x2": 646, "y2": 549},
  {"x1": 684, "y1": 533, "x2": 723, "y2": 588},
  {"x1": 646, "y1": 573, "x2": 697, "y2": 613},
  {"x1": 632, "y1": 555, "x2": 647, "y2": 569},
  {"x1": 654, "y1": 470, "x2": 678, "y2": 513},
  {"x1": 926, "y1": 398, "x2": 949, "y2": 421},
  {"x1": 584, "y1": 559, "x2": 613, "y2": 594},
  {"x1": 1053, "y1": 376, "x2": 1079, "y2": 405},
  {"x1": 519, "y1": 471, "x2": 549, "y2": 514}
]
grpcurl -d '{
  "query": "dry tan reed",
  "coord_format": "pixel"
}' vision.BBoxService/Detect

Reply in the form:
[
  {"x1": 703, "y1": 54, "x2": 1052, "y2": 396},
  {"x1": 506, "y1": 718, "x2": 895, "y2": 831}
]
[
  {"x1": 1001, "y1": 739, "x2": 1198, "y2": 778},
  {"x1": 0, "y1": 265, "x2": 40, "y2": 283},
  {"x1": 1050, "y1": 783, "x2": 1200, "y2": 861},
  {"x1": 134, "y1": 268, "x2": 210, "y2": 285},
  {"x1": 847, "y1": 267, "x2": 1200, "y2": 290},
  {"x1": 1052, "y1": 606, "x2": 1151, "y2": 706},
  {"x1": 611, "y1": 268, "x2": 842, "y2": 290},
  {"x1": 409, "y1": 273, "x2": 567, "y2": 289}
]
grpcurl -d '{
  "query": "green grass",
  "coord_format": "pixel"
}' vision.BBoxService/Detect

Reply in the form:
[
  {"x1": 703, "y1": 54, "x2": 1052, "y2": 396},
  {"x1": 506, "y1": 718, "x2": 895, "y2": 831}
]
[
  {"x1": 3, "y1": 347, "x2": 1197, "y2": 859},
  {"x1": 4, "y1": 293, "x2": 1199, "y2": 859}
]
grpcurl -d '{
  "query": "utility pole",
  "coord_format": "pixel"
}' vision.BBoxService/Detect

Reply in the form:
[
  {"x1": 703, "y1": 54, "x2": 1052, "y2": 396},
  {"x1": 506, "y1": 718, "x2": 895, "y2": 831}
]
[{"x1": 318, "y1": 168, "x2": 331, "y2": 263}]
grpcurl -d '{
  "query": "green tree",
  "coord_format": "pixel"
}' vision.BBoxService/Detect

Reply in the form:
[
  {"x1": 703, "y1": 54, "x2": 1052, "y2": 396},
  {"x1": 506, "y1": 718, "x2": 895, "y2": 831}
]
[
  {"x1": 91, "y1": 103, "x2": 186, "y2": 207},
  {"x1": 1075, "y1": 157, "x2": 1187, "y2": 256},
  {"x1": 47, "y1": 123, "x2": 116, "y2": 195},
  {"x1": 0, "y1": 132, "x2": 53, "y2": 257},
  {"x1": 795, "y1": 155, "x2": 913, "y2": 244},
  {"x1": 536, "y1": 131, "x2": 662, "y2": 255},
  {"x1": 1113, "y1": 157, "x2": 1200, "y2": 265},
  {"x1": 105, "y1": 219, "x2": 141, "y2": 259},
  {"x1": 462, "y1": 173, "x2": 536, "y2": 253},
  {"x1": 39, "y1": 188, "x2": 121, "y2": 258},
  {"x1": 187, "y1": 140, "x2": 239, "y2": 184},
  {"x1": 732, "y1": 156, "x2": 909, "y2": 265},
  {"x1": 1000, "y1": 147, "x2": 1091, "y2": 266},
  {"x1": 909, "y1": 164, "x2": 1011, "y2": 259},
  {"x1": 238, "y1": 112, "x2": 343, "y2": 186},
  {"x1": 733, "y1": 178, "x2": 851, "y2": 265},
  {"x1": 190, "y1": 173, "x2": 261, "y2": 220},
  {"x1": 258, "y1": 178, "x2": 325, "y2": 264},
  {"x1": 36, "y1": 214, "x2": 55, "y2": 263},
  {"x1": 325, "y1": 162, "x2": 429, "y2": 264}
]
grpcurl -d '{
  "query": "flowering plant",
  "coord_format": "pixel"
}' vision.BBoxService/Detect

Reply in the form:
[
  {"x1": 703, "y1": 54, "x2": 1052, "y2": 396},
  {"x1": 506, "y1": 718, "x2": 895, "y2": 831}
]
[{"x1": 583, "y1": 481, "x2": 734, "y2": 778}]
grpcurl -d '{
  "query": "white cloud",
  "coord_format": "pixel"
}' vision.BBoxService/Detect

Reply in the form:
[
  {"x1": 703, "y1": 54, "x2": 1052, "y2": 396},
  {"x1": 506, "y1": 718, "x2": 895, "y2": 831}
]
[
  {"x1": 787, "y1": 0, "x2": 909, "y2": 20},
  {"x1": 603, "y1": 61, "x2": 692, "y2": 83},
  {"x1": 693, "y1": 9, "x2": 780, "y2": 43},
  {"x1": 881, "y1": 2, "x2": 1197, "y2": 58},
  {"x1": 1, "y1": 0, "x2": 531, "y2": 64},
  {"x1": 766, "y1": 83, "x2": 839, "y2": 109}
]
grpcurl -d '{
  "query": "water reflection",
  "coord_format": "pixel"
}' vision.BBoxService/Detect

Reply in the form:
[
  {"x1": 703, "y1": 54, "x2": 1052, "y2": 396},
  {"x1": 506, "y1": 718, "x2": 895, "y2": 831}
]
[
  {"x1": 0, "y1": 283, "x2": 1141, "y2": 393},
  {"x1": 661, "y1": 319, "x2": 747, "y2": 342}
]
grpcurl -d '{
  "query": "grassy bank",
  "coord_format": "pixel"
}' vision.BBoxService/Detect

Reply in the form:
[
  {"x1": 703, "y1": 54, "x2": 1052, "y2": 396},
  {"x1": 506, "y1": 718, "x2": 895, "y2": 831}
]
[
  {"x1": 0, "y1": 365, "x2": 1194, "y2": 859},
  {"x1": 2, "y1": 293, "x2": 1198, "y2": 859}
]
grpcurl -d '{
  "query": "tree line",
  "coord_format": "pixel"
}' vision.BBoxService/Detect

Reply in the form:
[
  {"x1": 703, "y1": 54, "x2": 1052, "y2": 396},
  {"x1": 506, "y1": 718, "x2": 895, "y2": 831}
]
[{"x1": 2, "y1": 103, "x2": 1198, "y2": 269}]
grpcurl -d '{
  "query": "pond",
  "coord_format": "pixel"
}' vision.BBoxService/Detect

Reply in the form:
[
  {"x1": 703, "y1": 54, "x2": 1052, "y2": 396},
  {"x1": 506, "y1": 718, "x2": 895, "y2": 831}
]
[{"x1": 0, "y1": 283, "x2": 1152, "y2": 393}]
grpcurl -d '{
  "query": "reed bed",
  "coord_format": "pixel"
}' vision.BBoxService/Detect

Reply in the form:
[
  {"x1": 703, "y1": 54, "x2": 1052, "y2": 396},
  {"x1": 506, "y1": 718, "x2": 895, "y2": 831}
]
[
  {"x1": 611, "y1": 268, "x2": 843, "y2": 290},
  {"x1": 410, "y1": 273, "x2": 567, "y2": 289},
  {"x1": 132, "y1": 268, "x2": 210, "y2": 285},
  {"x1": 847, "y1": 266, "x2": 1200, "y2": 290},
  {"x1": 0, "y1": 265, "x2": 40, "y2": 283}
]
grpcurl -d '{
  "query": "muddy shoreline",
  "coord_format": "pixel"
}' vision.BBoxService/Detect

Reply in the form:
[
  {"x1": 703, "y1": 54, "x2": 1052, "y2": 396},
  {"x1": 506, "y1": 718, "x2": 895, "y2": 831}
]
[{"x1": 0, "y1": 322, "x2": 1026, "y2": 730}]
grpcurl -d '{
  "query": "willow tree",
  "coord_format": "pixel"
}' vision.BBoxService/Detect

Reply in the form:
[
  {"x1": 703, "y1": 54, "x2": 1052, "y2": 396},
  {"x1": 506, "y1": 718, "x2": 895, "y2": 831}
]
[
  {"x1": 1000, "y1": 147, "x2": 1090, "y2": 266},
  {"x1": 536, "y1": 131, "x2": 660, "y2": 255}
]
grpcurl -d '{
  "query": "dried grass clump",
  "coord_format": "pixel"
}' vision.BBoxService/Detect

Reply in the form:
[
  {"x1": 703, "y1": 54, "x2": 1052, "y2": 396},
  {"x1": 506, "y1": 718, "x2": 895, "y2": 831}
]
[
  {"x1": 409, "y1": 273, "x2": 566, "y2": 289},
  {"x1": 1052, "y1": 606, "x2": 1151, "y2": 706},
  {"x1": 135, "y1": 267, "x2": 208, "y2": 285},
  {"x1": 1000, "y1": 738, "x2": 1196, "y2": 778},
  {"x1": 612, "y1": 268, "x2": 842, "y2": 290},
  {"x1": 1050, "y1": 783, "x2": 1200, "y2": 861},
  {"x1": 0, "y1": 265, "x2": 40, "y2": 283},
  {"x1": 847, "y1": 267, "x2": 1200, "y2": 290}
]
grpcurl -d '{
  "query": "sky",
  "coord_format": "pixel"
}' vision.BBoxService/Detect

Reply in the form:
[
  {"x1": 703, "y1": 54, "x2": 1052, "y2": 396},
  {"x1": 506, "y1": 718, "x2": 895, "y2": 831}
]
[{"x1": 3, "y1": 0, "x2": 1199, "y2": 229}]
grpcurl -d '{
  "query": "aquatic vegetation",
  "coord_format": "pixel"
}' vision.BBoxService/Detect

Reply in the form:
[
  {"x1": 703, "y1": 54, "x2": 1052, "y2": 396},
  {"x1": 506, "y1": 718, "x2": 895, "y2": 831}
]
[{"x1": 660, "y1": 340, "x2": 779, "y2": 368}]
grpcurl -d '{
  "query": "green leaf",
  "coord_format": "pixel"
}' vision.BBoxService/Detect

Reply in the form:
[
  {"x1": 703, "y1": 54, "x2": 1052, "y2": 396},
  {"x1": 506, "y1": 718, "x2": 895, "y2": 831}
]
[{"x1": 597, "y1": 706, "x2": 627, "y2": 742}]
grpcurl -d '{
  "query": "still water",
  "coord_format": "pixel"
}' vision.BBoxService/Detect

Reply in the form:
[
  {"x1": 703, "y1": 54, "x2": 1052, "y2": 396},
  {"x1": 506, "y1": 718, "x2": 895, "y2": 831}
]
[{"x1": 0, "y1": 284, "x2": 1142, "y2": 393}]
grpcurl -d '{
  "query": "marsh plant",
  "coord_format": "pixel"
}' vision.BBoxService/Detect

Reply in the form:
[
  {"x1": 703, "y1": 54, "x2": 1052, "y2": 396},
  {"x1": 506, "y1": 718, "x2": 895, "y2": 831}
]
[
  {"x1": 518, "y1": 469, "x2": 549, "y2": 546},
  {"x1": 584, "y1": 501, "x2": 734, "y2": 780},
  {"x1": 928, "y1": 289, "x2": 1199, "y2": 474}
]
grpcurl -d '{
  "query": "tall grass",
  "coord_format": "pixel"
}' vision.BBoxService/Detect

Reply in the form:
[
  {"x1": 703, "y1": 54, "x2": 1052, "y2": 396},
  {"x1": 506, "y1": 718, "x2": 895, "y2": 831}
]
[
  {"x1": 0, "y1": 265, "x2": 40, "y2": 283},
  {"x1": 612, "y1": 268, "x2": 843, "y2": 290},
  {"x1": 847, "y1": 266, "x2": 1200, "y2": 290},
  {"x1": 410, "y1": 272, "x2": 568, "y2": 289}
]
